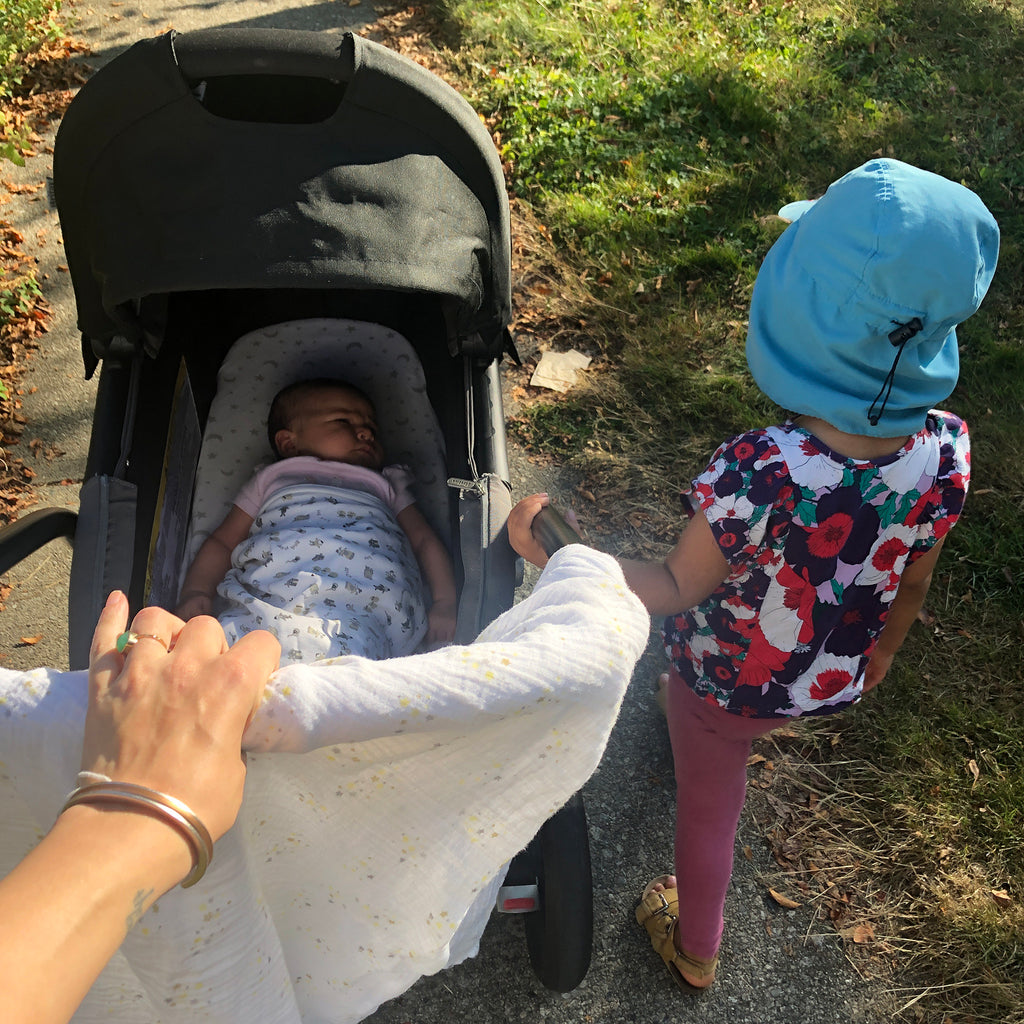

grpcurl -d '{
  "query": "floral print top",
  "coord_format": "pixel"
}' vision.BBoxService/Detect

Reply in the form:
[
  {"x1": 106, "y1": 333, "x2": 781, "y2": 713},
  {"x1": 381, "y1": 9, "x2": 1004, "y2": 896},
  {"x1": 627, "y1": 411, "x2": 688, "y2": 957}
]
[{"x1": 662, "y1": 412, "x2": 969, "y2": 718}]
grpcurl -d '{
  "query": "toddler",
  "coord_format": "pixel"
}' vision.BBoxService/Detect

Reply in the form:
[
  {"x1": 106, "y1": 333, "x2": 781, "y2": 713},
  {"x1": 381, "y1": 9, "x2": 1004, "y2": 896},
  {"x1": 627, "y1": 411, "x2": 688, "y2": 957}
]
[
  {"x1": 177, "y1": 377, "x2": 457, "y2": 663},
  {"x1": 509, "y1": 159, "x2": 999, "y2": 991}
]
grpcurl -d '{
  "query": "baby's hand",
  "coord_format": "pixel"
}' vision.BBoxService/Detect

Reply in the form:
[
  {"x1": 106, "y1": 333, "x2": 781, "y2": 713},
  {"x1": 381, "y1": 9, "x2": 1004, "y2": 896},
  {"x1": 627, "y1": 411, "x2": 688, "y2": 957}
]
[
  {"x1": 507, "y1": 492, "x2": 552, "y2": 568},
  {"x1": 427, "y1": 599, "x2": 457, "y2": 646},
  {"x1": 175, "y1": 591, "x2": 214, "y2": 621}
]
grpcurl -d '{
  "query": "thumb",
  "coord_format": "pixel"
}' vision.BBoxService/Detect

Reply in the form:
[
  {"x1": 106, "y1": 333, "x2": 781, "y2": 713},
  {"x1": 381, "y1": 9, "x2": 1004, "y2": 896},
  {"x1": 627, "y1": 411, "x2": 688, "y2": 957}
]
[{"x1": 222, "y1": 629, "x2": 282, "y2": 725}]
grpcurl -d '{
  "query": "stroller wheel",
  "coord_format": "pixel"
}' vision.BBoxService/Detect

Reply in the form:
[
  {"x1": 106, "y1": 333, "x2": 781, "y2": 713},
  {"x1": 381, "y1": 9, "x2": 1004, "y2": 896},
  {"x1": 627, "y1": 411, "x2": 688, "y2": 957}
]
[{"x1": 523, "y1": 791, "x2": 594, "y2": 992}]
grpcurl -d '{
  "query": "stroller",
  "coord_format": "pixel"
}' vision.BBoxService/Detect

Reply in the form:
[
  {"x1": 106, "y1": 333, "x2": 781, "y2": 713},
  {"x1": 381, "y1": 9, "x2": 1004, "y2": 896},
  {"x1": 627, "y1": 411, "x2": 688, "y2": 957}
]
[{"x1": 0, "y1": 28, "x2": 592, "y2": 995}]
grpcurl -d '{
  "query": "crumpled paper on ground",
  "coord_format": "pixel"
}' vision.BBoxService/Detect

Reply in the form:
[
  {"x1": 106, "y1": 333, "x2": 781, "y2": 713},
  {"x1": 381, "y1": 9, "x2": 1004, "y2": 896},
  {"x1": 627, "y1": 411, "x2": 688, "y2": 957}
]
[{"x1": 530, "y1": 350, "x2": 592, "y2": 392}]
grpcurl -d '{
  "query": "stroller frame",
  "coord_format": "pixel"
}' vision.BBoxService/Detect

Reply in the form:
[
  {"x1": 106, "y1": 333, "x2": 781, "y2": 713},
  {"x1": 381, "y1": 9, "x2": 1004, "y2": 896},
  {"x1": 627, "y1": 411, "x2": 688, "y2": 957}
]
[{"x1": 0, "y1": 26, "x2": 592, "y2": 997}]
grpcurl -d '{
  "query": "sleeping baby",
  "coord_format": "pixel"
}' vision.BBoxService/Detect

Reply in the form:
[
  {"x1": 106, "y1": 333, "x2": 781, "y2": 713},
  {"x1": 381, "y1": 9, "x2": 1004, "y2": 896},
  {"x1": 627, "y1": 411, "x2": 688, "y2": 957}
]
[{"x1": 175, "y1": 377, "x2": 457, "y2": 663}]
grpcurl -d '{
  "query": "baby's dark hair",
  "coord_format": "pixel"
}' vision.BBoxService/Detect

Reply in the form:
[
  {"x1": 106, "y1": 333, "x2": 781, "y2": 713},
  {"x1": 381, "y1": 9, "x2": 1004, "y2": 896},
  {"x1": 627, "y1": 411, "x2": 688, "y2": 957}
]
[{"x1": 267, "y1": 377, "x2": 373, "y2": 457}]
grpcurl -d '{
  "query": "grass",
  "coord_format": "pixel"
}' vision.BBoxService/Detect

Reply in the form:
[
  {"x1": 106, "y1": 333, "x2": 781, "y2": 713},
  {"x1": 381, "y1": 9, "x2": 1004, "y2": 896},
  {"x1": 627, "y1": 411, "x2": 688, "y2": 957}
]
[
  {"x1": 0, "y1": 0, "x2": 59, "y2": 349},
  {"x1": 0, "y1": 0, "x2": 62, "y2": 164},
  {"x1": 436, "y1": 0, "x2": 1024, "y2": 1019},
  {"x1": 1, "y1": 2, "x2": 64, "y2": 515}
]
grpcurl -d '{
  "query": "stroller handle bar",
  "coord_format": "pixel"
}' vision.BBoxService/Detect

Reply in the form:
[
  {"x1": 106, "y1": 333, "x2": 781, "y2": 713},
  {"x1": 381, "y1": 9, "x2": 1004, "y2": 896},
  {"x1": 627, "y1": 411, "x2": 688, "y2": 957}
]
[
  {"x1": 532, "y1": 505, "x2": 583, "y2": 558},
  {"x1": 173, "y1": 28, "x2": 357, "y2": 83}
]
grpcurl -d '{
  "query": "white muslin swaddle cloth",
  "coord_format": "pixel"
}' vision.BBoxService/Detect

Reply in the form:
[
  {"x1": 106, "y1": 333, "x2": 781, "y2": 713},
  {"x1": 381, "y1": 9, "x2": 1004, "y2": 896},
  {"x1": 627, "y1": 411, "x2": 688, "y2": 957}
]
[{"x1": 0, "y1": 546, "x2": 649, "y2": 1024}]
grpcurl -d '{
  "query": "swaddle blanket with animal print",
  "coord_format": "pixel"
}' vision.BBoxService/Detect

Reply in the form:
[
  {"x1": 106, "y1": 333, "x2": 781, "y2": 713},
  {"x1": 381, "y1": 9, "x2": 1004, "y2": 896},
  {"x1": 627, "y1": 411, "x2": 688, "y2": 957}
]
[{"x1": 218, "y1": 484, "x2": 427, "y2": 666}]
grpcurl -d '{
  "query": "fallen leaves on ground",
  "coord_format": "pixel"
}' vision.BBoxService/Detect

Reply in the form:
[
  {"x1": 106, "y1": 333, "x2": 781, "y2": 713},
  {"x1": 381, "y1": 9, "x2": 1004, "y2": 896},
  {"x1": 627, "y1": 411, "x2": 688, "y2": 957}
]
[
  {"x1": 0, "y1": 34, "x2": 91, "y2": 161},
  {"x1": 1, "y1": 25, "x2": 86, "y2": 531},
  {"x1": 768, "y1": 887, "x2": 802, "y2": 910},
  {"x1": 746, "y1": 728, "x2": 882, "y2": 946}
]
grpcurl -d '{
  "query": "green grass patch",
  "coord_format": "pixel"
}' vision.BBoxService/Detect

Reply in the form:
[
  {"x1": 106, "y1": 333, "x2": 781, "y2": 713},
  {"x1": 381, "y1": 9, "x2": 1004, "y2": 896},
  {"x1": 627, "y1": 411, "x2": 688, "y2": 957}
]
[
  {"x1": 440, "y1": 0, "x2": 1024, "y2": 1017},
  {"x1": 0, "y1": 0, "x2": 61, "y2": 165},
  {"x1": 0, "y1": 0, "x2": 61, "y2": 89}
]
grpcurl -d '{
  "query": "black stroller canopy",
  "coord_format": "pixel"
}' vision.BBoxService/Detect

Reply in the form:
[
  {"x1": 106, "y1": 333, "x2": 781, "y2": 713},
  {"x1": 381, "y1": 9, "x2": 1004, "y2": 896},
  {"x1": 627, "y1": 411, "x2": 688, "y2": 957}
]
[{"x1": 53, "y1": 29, "x2": 512, "y2": 364}]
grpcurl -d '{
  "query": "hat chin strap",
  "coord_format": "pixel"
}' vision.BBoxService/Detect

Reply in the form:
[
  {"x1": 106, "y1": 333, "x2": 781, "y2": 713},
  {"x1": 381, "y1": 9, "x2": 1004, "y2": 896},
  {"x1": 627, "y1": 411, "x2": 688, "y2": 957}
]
[{"x1": 867, "y1": 318, "x2": 923, "y2": 427}]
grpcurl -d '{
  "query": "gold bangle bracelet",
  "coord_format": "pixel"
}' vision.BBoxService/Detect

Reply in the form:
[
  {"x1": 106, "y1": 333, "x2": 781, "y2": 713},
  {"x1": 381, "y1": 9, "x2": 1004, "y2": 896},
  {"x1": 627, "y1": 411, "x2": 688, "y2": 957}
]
[{"x1": 60, "y1": 782, "x2": 214, "y2": 888}]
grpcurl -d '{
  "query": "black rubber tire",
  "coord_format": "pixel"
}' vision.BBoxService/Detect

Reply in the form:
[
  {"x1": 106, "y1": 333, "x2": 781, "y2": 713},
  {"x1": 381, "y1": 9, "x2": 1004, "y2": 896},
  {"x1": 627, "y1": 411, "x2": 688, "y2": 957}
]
[{"x1": 523, "y1": 792, "x2": 594, "y2": 992}]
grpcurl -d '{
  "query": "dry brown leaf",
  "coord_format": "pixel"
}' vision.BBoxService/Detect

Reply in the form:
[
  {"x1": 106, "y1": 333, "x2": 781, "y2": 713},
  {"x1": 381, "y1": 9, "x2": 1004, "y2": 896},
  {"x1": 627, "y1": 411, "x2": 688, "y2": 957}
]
[
  {"x1": 839, "y1": 922, "x2": 875, "y2": 943},
  {"x1": 19, "y1": 635, "x2": 42, "y2": 645},
  {"x1": 990, "y1": 889, "x2": 1013, "y2": 908},
  {"x1": 768, "y1": 888, "x2": 801, "y2": 910}
]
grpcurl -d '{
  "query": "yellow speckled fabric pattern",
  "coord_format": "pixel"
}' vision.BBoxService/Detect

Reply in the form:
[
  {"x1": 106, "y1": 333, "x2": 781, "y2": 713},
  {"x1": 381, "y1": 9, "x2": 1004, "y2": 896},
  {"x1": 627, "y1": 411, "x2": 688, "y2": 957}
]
[{"x1": 0, "y1": 546, "x2": 648, "y2": 1023}]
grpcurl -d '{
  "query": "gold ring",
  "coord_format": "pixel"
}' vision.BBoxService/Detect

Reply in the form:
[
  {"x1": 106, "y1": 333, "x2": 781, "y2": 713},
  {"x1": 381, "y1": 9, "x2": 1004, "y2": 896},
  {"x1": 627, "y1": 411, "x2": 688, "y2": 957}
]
[{"x1": 116, "y1": 631, "x2": 169, "y2": 654}]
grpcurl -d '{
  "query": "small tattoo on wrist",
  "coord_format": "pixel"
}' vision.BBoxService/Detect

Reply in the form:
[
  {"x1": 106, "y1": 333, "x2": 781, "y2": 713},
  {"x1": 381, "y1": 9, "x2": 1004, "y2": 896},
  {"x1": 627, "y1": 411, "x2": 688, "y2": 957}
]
[{"x1": 126, "y1": 887, "x2": 155, "y2": 930}]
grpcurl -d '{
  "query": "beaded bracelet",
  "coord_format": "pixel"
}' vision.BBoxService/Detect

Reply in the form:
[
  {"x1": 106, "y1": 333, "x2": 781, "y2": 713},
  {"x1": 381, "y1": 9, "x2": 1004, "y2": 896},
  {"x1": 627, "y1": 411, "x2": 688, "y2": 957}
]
[{"x1": 60, "y1": 782, "x2": 214, "y2": 888}]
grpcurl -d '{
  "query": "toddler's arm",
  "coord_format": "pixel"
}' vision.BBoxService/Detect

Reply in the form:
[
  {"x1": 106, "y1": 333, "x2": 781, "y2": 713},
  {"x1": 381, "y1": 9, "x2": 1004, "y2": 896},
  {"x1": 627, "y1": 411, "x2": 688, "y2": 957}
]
[
  {"x1": 618, "y1": 511, "x2": 729, "y2": 615},
  {"x1": 175, "y1": 505, "x2": 254, "y2": 619},
  {"x1": 863, "y1": 538, "x2": 945, "y2": 692},
  {"x1": 397, "y1": 504, "x2": 458, "y2": 644},
  {"x1": 510, "y1": 493, "x2": 729, "y2": 617}
]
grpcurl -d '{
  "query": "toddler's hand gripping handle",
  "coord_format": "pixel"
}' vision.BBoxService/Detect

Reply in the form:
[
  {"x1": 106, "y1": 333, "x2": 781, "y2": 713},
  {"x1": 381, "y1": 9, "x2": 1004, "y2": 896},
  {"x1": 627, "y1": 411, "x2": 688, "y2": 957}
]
[{"x1": 532, "y1": 505, "x2": 583, "y2": 557}]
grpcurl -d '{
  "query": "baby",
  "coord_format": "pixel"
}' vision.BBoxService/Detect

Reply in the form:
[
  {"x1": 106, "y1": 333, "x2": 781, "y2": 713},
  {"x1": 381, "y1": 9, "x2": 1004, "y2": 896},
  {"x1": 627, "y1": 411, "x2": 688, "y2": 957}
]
[{"x1": 176, "y1": 377, "x2": 457, "y2": 663}]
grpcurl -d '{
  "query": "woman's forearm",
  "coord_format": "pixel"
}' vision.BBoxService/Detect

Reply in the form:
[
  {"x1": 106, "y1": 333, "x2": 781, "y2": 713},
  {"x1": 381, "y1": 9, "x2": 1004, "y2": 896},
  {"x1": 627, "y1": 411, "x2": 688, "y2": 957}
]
[{"x1": 0, "y1": 804, "x2": 192, "y2": 1024}]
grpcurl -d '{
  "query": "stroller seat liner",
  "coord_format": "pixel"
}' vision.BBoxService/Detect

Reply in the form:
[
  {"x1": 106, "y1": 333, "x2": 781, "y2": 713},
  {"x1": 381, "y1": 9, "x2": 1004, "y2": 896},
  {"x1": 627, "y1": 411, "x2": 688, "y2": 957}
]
[{"x1": 184, "y1": 316, "x2": 448, "y2": 576}]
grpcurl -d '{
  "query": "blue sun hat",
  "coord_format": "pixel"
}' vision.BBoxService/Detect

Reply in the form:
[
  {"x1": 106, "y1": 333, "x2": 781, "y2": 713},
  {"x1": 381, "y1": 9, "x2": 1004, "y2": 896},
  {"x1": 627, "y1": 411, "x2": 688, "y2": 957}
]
[{"x1": 746, "y1": 159, "x2": 999, "y2": 436}]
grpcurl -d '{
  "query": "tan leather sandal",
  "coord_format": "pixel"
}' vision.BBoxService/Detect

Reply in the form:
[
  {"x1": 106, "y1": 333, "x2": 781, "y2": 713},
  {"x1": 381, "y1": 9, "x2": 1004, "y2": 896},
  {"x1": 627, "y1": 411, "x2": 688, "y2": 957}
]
[{"x1": 635, "y1": 876, "x2": 718, "y2": 992}]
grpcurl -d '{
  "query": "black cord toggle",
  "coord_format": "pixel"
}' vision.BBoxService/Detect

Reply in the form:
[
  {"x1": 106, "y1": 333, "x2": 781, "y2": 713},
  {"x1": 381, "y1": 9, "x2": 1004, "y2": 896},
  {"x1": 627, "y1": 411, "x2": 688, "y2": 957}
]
[
  {"x1": 868, "y1": 318, "x2": 924, "y2": 426},
  {"x1": 887, "y1": 316, "x2": 923, "y2": 347}
]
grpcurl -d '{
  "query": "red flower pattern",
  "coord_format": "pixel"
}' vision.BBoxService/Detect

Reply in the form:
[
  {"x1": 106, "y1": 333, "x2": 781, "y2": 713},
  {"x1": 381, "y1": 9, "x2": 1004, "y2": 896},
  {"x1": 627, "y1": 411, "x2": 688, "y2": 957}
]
[
  {"x1": 871, "y1": 537, "x2": 908, "y2": 571},
  {"x1": 806, "y1": 512, "x2": 854, "y2": 558},
  {"x1": 663, "y1": 413, "x2": 970, "y2": 718},
  {"x1": 810, "y1": 668, "x2": 853, "y2": 701}
]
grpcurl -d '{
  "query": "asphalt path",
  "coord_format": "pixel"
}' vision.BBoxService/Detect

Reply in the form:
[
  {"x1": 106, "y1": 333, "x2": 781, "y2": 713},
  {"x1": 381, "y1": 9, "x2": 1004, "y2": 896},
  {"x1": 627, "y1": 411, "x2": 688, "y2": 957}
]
[{"x1": 1, "y1": 2, "x2": 890, "y2": 1021}]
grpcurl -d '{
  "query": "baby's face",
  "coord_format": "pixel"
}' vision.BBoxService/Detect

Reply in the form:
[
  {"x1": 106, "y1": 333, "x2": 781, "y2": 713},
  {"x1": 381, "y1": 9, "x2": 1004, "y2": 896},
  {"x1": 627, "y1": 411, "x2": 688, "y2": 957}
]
[{"x1": 277, "y1": 387, "x2": 384, "y2": 469}]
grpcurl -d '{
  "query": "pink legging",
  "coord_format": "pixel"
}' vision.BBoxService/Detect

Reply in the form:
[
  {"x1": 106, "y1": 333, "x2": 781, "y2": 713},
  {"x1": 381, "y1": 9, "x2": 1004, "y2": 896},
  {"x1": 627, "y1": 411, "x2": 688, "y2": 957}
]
[{"x1": 665, "y1": 670, "x2": 781, "y2": 960}]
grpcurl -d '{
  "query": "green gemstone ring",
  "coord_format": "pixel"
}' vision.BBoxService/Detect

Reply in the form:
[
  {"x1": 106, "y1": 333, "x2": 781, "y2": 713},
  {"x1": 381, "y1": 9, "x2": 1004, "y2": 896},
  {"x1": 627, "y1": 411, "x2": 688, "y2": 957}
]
[{"x1": 115, "y1": 631, "x2": 169, "y2": 654}]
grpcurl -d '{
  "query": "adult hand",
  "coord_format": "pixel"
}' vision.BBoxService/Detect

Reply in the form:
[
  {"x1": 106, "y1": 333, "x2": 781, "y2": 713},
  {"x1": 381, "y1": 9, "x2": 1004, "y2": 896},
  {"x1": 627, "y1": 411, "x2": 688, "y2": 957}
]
[
  {"x1": 0, "y1": 592, "x2": 281, "y2": 1024},
  {"x1": 83, "y1": 590, "x2": 281, "y2": 843}
]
